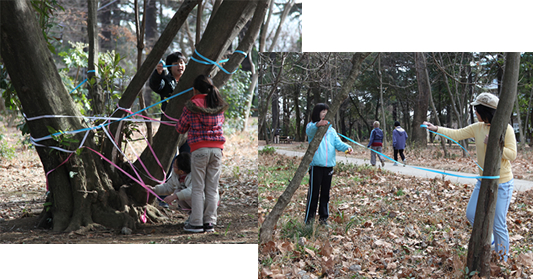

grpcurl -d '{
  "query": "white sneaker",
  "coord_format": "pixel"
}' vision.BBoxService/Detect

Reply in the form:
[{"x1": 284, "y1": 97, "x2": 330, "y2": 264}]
[{"x1": 393, "y1": 162, "x2": 398, "y2": 166}]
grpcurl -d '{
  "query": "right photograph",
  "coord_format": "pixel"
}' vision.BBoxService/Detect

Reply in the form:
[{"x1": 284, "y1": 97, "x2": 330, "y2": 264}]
[{"x1": 258, "y1": 52, "x2": 533, "y2": 278}]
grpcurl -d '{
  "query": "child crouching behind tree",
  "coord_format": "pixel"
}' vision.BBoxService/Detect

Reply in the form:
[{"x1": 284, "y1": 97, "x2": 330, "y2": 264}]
[
  {"x1": 149, "y1": 153, "x2": 196, "y2": 222},
  {"x1": 304, "y1": 103, "x2": 353, "y2": 227},
  {"x1": 175, "y1": 74, "x2": 228, "y2": 233}
]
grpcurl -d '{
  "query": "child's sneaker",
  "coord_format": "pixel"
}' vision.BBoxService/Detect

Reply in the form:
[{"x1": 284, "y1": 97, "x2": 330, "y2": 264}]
[
  {"x1": 184, "y1": 223, "x2": 204, "y2": 233},
  {"x1": 204, "y1": 223, "x2": 215, "y2": 233},
  {"x1": 393, "y1": 162, "x2": 398, "y2": 166}
]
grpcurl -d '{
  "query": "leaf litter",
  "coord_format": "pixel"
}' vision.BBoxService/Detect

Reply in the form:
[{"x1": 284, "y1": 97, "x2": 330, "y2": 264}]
[{"x1": 259, "y1": 152, "x2": 533, "y2": 278}]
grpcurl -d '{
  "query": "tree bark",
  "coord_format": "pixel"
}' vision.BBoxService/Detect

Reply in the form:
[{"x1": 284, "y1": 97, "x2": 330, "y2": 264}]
[
  {"x1": 87, "y1": 0, "x2": 103, "y2": 116},
  {"x1": 259, "y1": 53, "x2": 371, "y2": 244},
  {"x1": 0, "y1": 0, "x2": 263, "y2": 232},
  {"x1": 514, "y1": 92, "x2": 525, "y2": 147},
  {"x1": 412, "y1": 52, "x2": 430, "y2": 147},
  {"x1": 258, "y1": 0, "x2": 274, "y2": 52},
  {"x1": 428, "y1": 89, "x2": 448, "y2": 157},
  {"x1": 378, "y1": 53, "x2": 387, "y2": 147},
  {"x1": 1, "y1": 0, "x2": 138, "y2": 232},
  {"x1": 267, "y1": 0, "x2": 294, "y2": 52},
  {"x1": 212, "y1": 0, "x2": 270, "y2": 88},
  {"x1": 134, "y1": 0, "x2": 153, "y2": 145},
  {"x1": 243, "y1": 52, "x2": 258, "y2": 131},
  {"x1": 102, "y1": 0, "x2": 198, "y2": 183},
  {"x1": 128, "y1": 0, "x2": 259, "y2": 203},
  {"x1": 466, "y1": 52, "x2": 520, "y2": 276},
  {"x1": 524, "y1": 86, "x2": 533, "y2": 143},
  {"x1": 258, "y1": 53, "x2": 286, "y2": 144}
]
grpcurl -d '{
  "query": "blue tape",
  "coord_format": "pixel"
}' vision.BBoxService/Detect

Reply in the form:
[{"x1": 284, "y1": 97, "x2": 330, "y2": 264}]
[
  {"x1": 420, "y1": 124, "x2": 483, "y2": 171},
  {"x1": 337, "y1": 133, "x2": 499, "y2": 180},
  {"x1": 159, "y1": 60, "x2": 181, "y2": 68},
  {"x1": 49, "y1": 87, "x2": 193, "y2": 138},
  {"x1": 190, "y1": 49, "x2": 247, "y2": 75},
  {"x1": 69, "y1": 70, "x2": 96, "y2": 94}
]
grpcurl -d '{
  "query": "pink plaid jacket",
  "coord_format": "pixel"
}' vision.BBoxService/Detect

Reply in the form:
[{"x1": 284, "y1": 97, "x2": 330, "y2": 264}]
[{"x1": 175, "y1": 94, "x2": 228, "y2": 152}]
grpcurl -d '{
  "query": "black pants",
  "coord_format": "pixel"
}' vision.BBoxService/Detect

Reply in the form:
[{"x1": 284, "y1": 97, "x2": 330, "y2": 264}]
[
  {"x1": 394, "y1": 149, "x2": 405, "y2": 162},
  {"x1": 304, "y1": 166, "x2": 333, "y2": 224}
]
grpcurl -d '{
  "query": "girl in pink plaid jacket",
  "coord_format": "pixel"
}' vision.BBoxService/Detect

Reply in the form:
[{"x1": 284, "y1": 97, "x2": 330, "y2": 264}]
[{"x1": 175, "y1": 75, "x2": 228, "y2": 233}]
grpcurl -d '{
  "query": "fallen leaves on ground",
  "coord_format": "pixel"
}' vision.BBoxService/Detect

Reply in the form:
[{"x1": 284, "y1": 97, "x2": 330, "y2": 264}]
[{"x1": 258, "y1": 153, "x2": 533, "y2": 278}]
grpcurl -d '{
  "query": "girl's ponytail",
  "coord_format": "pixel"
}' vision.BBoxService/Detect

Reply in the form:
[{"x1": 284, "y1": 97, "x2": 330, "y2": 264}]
[{"x1": 193, "y1": 75, "x2": 226, "y2": 109}]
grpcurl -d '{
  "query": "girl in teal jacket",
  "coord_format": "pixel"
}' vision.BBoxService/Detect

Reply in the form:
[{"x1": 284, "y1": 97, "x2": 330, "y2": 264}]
[{"x1": 304, "y1": 103, "x2": 352, "y2": 226}]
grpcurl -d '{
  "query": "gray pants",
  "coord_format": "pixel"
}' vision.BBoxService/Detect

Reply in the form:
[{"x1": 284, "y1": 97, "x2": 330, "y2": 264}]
[
  {"x1": 190, "y1": 147, "x2": 222, "y2": 226},
  {"x1": 370, "y1": 146, "x2": 384, "y2": 166}
]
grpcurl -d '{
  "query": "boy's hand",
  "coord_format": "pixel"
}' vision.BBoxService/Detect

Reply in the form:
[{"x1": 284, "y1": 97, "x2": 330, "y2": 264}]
[
  {"x1": 156, "y1": 62, "x2": 164, "y2": 75},
  {"x1": 345, "y1": 148, "x2": 353, "y2": 155}
]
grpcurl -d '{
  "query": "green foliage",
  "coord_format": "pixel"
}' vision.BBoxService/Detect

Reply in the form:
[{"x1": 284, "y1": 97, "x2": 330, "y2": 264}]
[
  {"x1": 0, "y1": 134, "x2": 15, "y2": 160},
  {"x1": 461, "y1": 266, "x2": 479, "y2": 278},
  {"x1": 30, "y1": 0, "x2": 64, "y2": 54},
  {"x1": 0, "y1": 65, "x2": 19, "y2": 112},
  {"x1": 58, "y1": 42, "x2": 126, "y2": 116},
  {"x1": 259, "y1": 145, "x2": 276, "y2": 155},
  {"x1": 46, "y1": 126, "x2": 79, "y2": 151},
  {"x1": 220, "y1": 68, "x2": 252, "y2": 131}
]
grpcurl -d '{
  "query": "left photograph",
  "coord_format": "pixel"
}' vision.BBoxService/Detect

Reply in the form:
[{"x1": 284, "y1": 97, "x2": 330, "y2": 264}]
[{"x1": 1, "y1": 0, "x2": 299, "y2": 270}]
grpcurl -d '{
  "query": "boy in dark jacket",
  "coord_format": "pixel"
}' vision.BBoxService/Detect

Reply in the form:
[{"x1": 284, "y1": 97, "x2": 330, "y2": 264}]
[
  {"x1": 367, "y1": 121, "x2": 385, "y2": 167},
  {"x1": 148, "y1": 51, "x2": 187, "y2": 112}
]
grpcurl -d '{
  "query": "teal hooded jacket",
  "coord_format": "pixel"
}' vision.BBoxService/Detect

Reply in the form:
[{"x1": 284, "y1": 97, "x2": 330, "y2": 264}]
[{"x1": 306, "y1": 122, "x2": 351, "y2": 167}]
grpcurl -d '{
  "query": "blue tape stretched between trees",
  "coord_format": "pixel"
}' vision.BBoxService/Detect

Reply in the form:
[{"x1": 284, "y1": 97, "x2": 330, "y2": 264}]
[
  {"x1": 190, "y1": 49, "x2": 247, "y2": 75},
  {"x1": 33, "y1": 87, "x2": 193, "y2": 141},
  {"x1": 69, "y1": 70, "x2": 95, "y2": 94},
  {"x1": 337, "y1": 132, "x2": 500, "y2": 180},
  {"x1": 420, "y1": 124, "x2": 484, "y2": 171}
]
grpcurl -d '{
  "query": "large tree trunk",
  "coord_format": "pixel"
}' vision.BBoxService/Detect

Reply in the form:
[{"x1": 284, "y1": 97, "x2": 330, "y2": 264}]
[
  {"x1": 412, "y1": 52, "x2": 430, "y2": 147},
  {"x1": 128, "y1": 0, "x2": 261, "y2": 203},
  {"x1": 1, "y1": 0, "x2": 140, "y2": 232},
  {"x1": 259, "y1": 53, "x2": 371, "y2": 244},
  {"x1": 101, "y1": 0, "x2": 198, "y2": 189},
  {"x1": 466, "y1": 52, "x2": 520, "y2": 276},
  {"x1": 0, "y1": 0, "x2": 267, "y2": 232}
]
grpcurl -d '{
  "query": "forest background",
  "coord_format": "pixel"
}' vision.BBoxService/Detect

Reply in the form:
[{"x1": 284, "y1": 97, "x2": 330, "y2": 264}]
[{"x1": 257, "y1": 52, "x2": 533, "y2": 278}]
